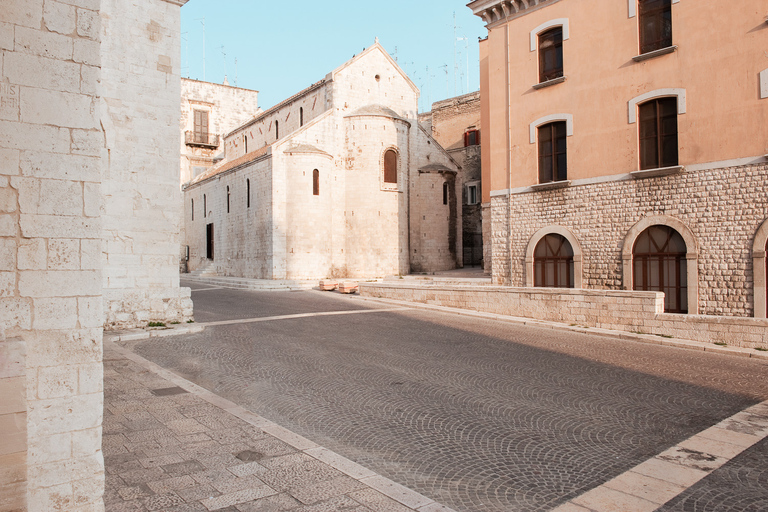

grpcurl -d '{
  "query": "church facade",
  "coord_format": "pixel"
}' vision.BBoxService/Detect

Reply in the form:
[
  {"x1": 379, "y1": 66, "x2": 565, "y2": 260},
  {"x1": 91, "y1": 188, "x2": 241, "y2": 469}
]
[{"x1": 183, "y1": 43, "x2": 462, "y2": 280}]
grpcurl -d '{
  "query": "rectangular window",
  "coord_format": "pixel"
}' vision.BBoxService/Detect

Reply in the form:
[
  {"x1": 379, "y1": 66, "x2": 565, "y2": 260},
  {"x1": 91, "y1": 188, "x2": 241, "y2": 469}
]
[
  {"x1": 638, "y1": 97, "x2": 678, "y2": 170},
  {"x1": 539, "y1": 27, "x2": 563, "y2": 83},
  {"x1": 466, "y1": 184, "x2": 479, "y2": 205},
  {"x1": 538, "y1": 122, "x2": 567, "y2": 183},
  {"x1": 639, "y1": 0, "x2": 672, "y2": 54},
  {"x1": 443, "y1": 182, "x2": 449, "y2": 205},
  {"x1": 464, "y1": 129, "x2": 480, "y2": 147},
  {"x1": 193, "y1": 110, "x2": 209, "y2": 144}
]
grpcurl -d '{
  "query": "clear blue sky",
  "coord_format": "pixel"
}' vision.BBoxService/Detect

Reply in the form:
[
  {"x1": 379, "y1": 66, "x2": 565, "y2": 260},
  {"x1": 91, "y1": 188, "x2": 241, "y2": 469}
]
[{"x1": 180, "y1": 1, "x2": 486, "y2": 112}]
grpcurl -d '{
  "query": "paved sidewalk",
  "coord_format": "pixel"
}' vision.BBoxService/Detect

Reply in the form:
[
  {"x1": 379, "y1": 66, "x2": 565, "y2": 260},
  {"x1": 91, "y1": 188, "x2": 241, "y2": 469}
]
[{"x1": 103, "y1": 342, "x2": 453, "y2": 512}]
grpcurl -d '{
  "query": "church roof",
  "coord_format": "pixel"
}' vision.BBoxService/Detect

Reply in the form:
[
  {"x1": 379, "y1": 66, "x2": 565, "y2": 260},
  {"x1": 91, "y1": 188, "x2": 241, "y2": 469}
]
[
  {"x1": 346, "y1": 104, "x2": 408, "y2": 122},
  {"x1": 419, "y1": 163, "x2": 457, "y2": 174},
  {"x1": 284, "y1": 143, "x2": 333, "y2": 158},
  {"x1": 187, "y1": 146, "x2": 271, "y2": 187}
]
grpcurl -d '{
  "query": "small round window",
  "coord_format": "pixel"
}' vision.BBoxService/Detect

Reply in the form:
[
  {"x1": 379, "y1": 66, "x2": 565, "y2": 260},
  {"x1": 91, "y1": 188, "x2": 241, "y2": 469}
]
[{"x1": 375, "y1": 74, "x2": 381, "y2": 82}]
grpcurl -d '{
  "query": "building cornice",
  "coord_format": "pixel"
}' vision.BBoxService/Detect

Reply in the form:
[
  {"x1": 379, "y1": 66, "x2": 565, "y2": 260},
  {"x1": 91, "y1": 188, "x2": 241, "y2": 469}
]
[
  {"x1": 161, "y1": 0, "x2": 190, "y2": 6},
  {"x1": 467, "y1": 0, "x2": 560, "y2": 26}
]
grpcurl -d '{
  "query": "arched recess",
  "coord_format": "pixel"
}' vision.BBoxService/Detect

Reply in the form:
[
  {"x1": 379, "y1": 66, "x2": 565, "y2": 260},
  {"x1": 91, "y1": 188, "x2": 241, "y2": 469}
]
[
  {"x1": 628, "y1": 88, "x2": 686, "y2": 124},
  {"x1": 525, "y1": 225, "x2": 583, "y2": 288},
  {"x1": 752, "y1": 218, "x2": 768, "y2": 318},
  {"x1": 622, "y1": 215, "x2": 699, "y2": 314},
  {"x1": 530, "y1": 113, "x2": 573, "y2": 144},
  {"x1": 529, "y1": 18, "x2": 570, "y2": 51}
]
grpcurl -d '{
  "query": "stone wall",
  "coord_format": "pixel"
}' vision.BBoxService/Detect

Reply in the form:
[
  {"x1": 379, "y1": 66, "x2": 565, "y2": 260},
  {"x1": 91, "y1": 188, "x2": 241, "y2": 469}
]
[
  {"x1": 491, "y1": 163, "x2": 768, "y2": 317},
  {"x1": 360, "y1": 283, "x2": 768, "y2": 349},
  {"x1": 101, "y1": 0, "x2": 192, "y2": 329},
  {"x1": 180, "y1": 79, "x2": 261, "y2": 184},
  {"x1": 0, "y1": 0, "x2": 106, "y2": 508}
]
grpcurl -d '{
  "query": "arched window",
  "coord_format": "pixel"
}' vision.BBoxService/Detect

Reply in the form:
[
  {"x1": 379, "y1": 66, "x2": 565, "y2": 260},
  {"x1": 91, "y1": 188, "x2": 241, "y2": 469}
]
[
  {"x1": 752, "y1": 219, "x2": 768, "y2": 318},
  {"x1": 275, "y1": 120, "x2": 279, "y2": 140},
  {"x1": 247, "y1": 179, "x2": 251, "y2": 208},
  {"x1": 203, "y1": 194, "x2": 206, "y2": 218},
  {"x1": 633, "y1": 225, "x2": 687, "y2": 313},
  {"x1": 534, "y1": 234, "x2": 574, "y2": 288},
  {"x1": 191, "y1": 198, "x2": 194, "y2": 221},
  {"x1": 312, "y1": 169, "x2": 319, "y2": 196},
  {"x1": 638, "y1": 97, "x2": 678, "y2": 170},
  {"x1": 384, "y1": 149, "x2": 398, "y2": 184},
  {"x1": 300, "y1": 107, "x2": 304, "y2": 127},
  {"x1": 226, "y1": 186, "x2": 230, "y2": 213},
  {"x1": 539, "y1": 27, "x2": 563, "y2": 83}
]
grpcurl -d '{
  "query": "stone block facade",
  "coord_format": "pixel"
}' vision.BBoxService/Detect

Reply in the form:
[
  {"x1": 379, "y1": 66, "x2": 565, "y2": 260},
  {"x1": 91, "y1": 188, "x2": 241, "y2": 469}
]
[
  {"x1": 491, "y1": 162, "x2": 768, "y2": 318},
  {"x1": 0, "y1": 0, "x2": 190, "y2": 509}
]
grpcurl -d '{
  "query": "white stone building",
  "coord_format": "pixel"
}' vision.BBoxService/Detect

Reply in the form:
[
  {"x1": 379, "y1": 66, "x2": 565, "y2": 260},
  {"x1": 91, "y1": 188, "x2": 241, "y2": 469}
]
[
  {"x1": 183, "y1": 43, "x2": 462, "y2": 280},
  {"x1": 0, "y1": 0, "x2": 191, "y2": 509}
]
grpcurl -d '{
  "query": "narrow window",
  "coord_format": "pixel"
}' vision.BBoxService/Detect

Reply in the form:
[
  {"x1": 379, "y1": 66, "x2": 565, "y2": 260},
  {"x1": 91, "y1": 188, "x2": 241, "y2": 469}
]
[
  {"x1": 633, "y1": 225, "x2": 687, "y2": 313},
  {"x1": 300, "y1": 107, "x2": 304, "y2": 127},
  {"x1": 534, "y1": 234, "x2": 574, "y2": 288},
  {"x1": 384, "y1": 149, "x2": 398, "y2": 184},
  {"x1": 194, "y1": 110, "x2": 209, "y2": 144},
  {"x1": 247, "y1": 179, "x2": 251, "y2": 208},
  {"x1": 313, "y1": 169, "x2": 319, "y2": 196},
  {"x1": 226, "y1": 186, "x2": 230, "y2": 213},
  {"x1": 538, "y1": 122, "x2": 567, "y2": 183},
  {"x1": 244, "y1": 135, "x2": 248, "y2": 154},
  {"x1": 191, "y1": 198, "x2": 194, "y2": 221},
  {"x1": 442, "y1": 182, "x2": 449, "y2": 205},
  {"x1": 203, "y1": 194, "x2": 206, "y2": 218},
  {"x1": 538, "y1": 27, "x2": 563, "y2": 83},
  {"x1": 467, "y1": 185, "x2": 478, "y2": 205},
  {"x1": 639, "y1": 0, "x2": 672, "y2": 54},
  {"x1": 464, "y1": 129, "x2": 480, "y2": 147},
  {"x1": 638, "y1": 97, "x2": 678, "y2": 170},
  {"x1": 275, "y1": 120, "x2": 279, "y2": 140}
]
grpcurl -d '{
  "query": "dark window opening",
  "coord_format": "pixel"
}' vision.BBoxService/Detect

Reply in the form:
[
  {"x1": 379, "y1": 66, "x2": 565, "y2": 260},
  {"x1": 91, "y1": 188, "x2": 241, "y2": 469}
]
[
  {"x1": 275, "y1": 120, "x2": 279, "y2": 140},
  {"x1": 538, "y1": 121, "x2": 567, "y2": 183},
  {"x1": 203, "y1": 194, "x2": 206, "y2": 218},
  {"x1": 193, "y1": 110, "x2": 209, "y2": 144},
  {"x1": 313, "y1": 169, "x2": 319, "y2": 196},
  {"x1": 191, "y1": 199, "x2": 194, "y2": 221},
  {"x1": 226, "y1": 186, "x2": 230, "y2": 213},
  {"x1": 464, "y1": 129, "x2": 480, "y2": 147},
  {"x1": 247, "y1": 179, "x2": 251, "y2": 208},
  {"x1": 300, "y1": 107, "x2": 304, "y2": 127},
  {"x1": 639, "y1": 97, "x2": 678, "y2": 170},
  {"x1": 443, "y1": 182, "x2": 448, "y2": 205},
  {"x1": 539, "y1": 27, "x2": 563, "y2": 83},
  {"x1": 206, "y1": 223, "x2": 214, "y2": 260},
  {"x1": 534, "y1": 234, "x2": 574, "y2": 288},
  {"x1": 639, "y1": 0, "x2": 672, "y2": 54},
  {"x1": 384, "y1": 149, "x2": 398, "y2": 184},
  {"x1": 244, "y1": 135, "x2": 248, "y2": 154},
  {"x1": 634, "y1": 225, "x2": 687, "y2": 313}
]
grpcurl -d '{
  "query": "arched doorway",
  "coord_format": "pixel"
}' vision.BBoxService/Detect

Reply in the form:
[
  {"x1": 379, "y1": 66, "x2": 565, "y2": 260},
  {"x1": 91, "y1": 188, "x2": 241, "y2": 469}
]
[
  {"x1": 633, "y1": 225, "x2": 687, "y2": 313},
  {"x1": 534, "y1": 234, "x2": 574, "y2": 288}
]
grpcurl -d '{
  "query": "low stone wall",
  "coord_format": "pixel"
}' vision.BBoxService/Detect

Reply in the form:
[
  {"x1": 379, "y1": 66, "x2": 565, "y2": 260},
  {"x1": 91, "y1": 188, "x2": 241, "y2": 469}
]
[
  {"x1": 103, "y1": 287, "x2": 193, "y2": 330},
  {"x1": 360, "y1": 283, "x2": 768, "y2": 350}
]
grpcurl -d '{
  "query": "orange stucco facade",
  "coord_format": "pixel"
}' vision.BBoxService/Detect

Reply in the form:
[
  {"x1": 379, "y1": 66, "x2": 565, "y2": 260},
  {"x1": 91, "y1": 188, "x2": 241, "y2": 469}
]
[{"x1": 475, "y1": 0, "x2": 768, "y2": 192}]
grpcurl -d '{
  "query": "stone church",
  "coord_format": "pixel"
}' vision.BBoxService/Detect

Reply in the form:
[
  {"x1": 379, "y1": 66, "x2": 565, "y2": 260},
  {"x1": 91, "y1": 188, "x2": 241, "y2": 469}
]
[{"x1": 183, "y1": 42, "x2": 463, "y2": 280}]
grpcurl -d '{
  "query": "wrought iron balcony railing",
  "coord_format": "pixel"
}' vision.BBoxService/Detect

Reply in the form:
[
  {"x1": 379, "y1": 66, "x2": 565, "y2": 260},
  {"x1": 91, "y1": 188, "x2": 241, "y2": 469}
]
[{"x1": 185, "y1": 131, "x2": 220, "y2": 148}]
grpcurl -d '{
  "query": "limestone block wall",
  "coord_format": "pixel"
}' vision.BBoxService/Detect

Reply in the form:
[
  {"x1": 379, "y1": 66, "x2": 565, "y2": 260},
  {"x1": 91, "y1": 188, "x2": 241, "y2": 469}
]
[
  {"x1": 428, "y1": 92, "x2": 481, "y2": 151},
  {"x1": 184, "y1": 154, "x2": 274, "y2": 278},
  {"x1": 180, "y1": 78, "x2": 261, "y2": 184},
  {"x1": 482, "y1": 203, "x2": 493, "y2": 274},
  {"x1": 360, "y1": 283, "x2": 768, "y2": 349},
  {"x1": 101, "y1": 0, "x2": 192, "y2": 328},
  {"x1": 492, "y1": 163, "x2": 768, "y2": 317},
  {"x1": 225, "y1": 83, "x2": 331, "y2": 160},
  {"x1": 0, "y1": 0, "x2": 105, "y2": 508}
]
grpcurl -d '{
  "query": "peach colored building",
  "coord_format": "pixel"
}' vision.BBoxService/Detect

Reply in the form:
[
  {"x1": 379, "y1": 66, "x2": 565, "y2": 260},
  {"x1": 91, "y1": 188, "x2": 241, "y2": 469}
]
[{"x1": 469, "y1": 0, "x2": 768, "y2": 318}]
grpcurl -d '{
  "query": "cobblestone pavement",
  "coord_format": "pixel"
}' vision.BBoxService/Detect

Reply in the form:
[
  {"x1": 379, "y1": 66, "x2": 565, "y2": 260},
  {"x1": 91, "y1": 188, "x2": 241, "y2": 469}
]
[
  {"x1": 125, "y1": 286, "x2": 768, "y2": 511},
  {"x1": 655, "y1": 437, "x2": 768, "y2": 512},
  {"x1": 103, "y1": 343, "x2": 449, "y2": 512}
]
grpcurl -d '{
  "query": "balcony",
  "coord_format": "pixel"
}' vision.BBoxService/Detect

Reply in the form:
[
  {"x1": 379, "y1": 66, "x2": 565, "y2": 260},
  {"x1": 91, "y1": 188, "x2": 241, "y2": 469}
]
[{"x1": 185, "y1": 131, "x2": 220, "y2": 148}]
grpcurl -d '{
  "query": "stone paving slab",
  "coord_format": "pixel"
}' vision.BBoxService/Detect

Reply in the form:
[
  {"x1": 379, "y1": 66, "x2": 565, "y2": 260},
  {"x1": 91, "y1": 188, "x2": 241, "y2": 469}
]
[{"x1": 104, "y1": 342, "x2": 454, "y2": 512}]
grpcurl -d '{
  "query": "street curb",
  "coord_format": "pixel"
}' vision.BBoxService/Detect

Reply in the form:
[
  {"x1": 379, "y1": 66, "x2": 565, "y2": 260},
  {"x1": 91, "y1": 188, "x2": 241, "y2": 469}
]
[
  {"x1": 353, "y1": 295, "x2": 768, "y2": 363},
  {"x1": 104, "y1": 323, "x2": 205, "y2": 343}
]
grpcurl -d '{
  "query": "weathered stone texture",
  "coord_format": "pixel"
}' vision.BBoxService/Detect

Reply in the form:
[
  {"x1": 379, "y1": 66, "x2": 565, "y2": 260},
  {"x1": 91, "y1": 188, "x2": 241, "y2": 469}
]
[{"x1": 492, "y1": 164, "x2": 768, "y2": 317}]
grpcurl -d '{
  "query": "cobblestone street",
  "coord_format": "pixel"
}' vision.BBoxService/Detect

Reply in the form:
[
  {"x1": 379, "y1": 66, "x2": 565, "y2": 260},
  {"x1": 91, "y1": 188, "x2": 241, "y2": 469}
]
[{"x1": 117, "y1": 281, "x2": 768, "y2": 511}]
